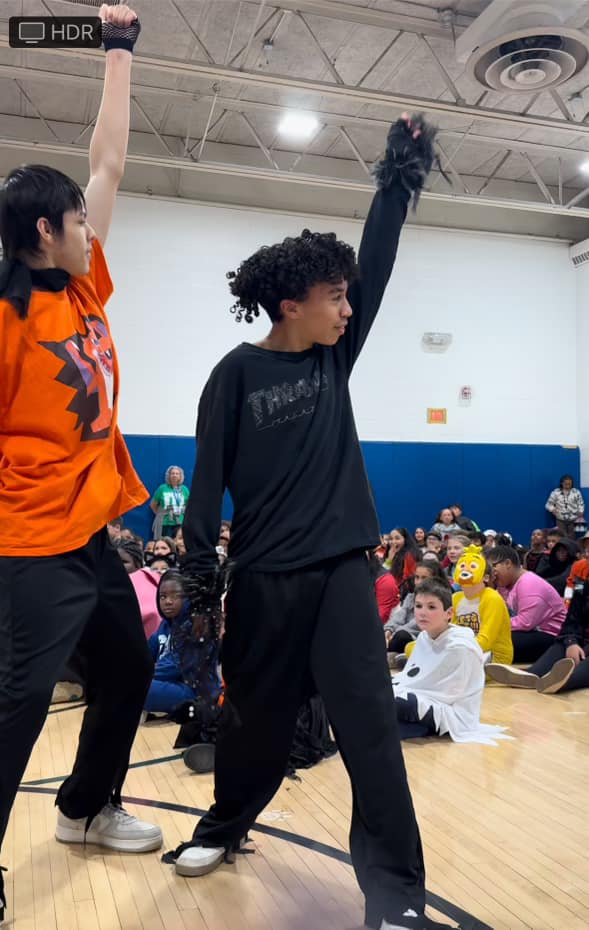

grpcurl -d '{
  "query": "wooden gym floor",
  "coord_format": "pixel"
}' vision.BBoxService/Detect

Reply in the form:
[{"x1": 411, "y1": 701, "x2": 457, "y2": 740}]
[{"x1": 5, "y1": 684, "x2": 589, "y2": 930}]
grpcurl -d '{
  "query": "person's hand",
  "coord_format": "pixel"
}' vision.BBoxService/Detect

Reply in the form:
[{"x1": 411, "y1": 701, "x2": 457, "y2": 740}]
[
  {"x1": 372, "y1": 112, "x2": 441, "y2": 201},
  {"x1": 400, "y1": 112, "x2": 422, "y2": 141},
  {"x1": 99, "y1": 4, "x2": 137, "y2": 26},
  {"x1": 384, "y1": 630, "x2": 393, "y2": 645},
  {"x1": 100, "y1": 4, "x2": 141, "y2": 53},
  {"x1": 566, "y1": 643, "x2": 585, "y2": 666}
]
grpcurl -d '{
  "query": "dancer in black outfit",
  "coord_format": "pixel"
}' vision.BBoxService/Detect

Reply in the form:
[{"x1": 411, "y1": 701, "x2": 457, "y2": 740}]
[{"x1": 165, "y1": 115, "x2": 458, "y2": 930}]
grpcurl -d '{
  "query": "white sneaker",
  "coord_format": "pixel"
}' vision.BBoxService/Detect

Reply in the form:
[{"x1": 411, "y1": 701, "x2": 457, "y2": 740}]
[
  {"x1": 175, "y1": 845, "x2": 225, "y2": 877},
  {"x1": 56, "y1": 803, "x2": 163, "y2": 852},
  {"x1": 537, "y1": 657, "x2": 576, "y2": 694},
  {"x1": 485, "y1": 664, "x2": 539, "y2": 689}
]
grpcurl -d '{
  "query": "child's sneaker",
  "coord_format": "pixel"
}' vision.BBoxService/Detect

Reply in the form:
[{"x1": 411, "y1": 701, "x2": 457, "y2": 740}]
[
  {"x1": 183, "y1": 743, "x2": 215, "y2": 773},
  {"x1": 56, "y1": 803, "x2": 162, "y2": 852},
  {"x1": 485, "y1": 664, "x2": 538, "y2": 688},
  {"x1": 536, "y1": 657, "x2": 576, "y2": 694}
]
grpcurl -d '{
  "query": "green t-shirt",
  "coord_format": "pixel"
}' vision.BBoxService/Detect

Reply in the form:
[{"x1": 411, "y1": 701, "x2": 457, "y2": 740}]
[{"x1": 152, "y1": 483, "x2": 190, "y2": 525}]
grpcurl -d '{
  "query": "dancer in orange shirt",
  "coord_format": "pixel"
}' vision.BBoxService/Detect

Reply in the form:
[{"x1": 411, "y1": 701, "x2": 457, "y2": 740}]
[{"x1": 0, "y1": 7, "x2": 162, "y2": 922}]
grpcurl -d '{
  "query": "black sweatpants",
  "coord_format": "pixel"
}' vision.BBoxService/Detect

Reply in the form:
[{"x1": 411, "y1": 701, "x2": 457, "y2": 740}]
[
  {"x1": 0, "y1": 529, "x2": 154, "y2": 849},
  {"x1": 512, "y1": 630, "x2": 557, "y2": 663},
  {"x1": 528, "y1": 642, "x2": 589, "y2": 692},
  {"x1": 191, "y1": 550, "x2": 425, "y2": 928}
]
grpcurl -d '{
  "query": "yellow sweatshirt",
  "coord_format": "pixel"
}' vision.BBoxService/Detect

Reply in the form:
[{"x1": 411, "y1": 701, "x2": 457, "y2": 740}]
[{"x1": 452, "y1": 586, "x2": 513, "y2": 665}]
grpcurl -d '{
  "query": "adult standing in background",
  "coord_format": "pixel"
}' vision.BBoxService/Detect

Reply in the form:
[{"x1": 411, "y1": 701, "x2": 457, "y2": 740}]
[
  {"x1": 150, "y1": 465, "x2": 190, "y2": 539},
  {"x1": 545, "y1": 475, "x2": 585, "y2": 539}
]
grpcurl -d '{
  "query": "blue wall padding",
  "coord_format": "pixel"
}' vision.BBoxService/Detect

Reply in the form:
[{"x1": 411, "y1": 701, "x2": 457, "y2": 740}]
[{"x1": 122, "y1": 434, "x2": 580, "y2": 546}]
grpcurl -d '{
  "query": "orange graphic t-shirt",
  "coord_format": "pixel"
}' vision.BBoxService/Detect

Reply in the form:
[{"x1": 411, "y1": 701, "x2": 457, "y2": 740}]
[{"x1": 0, "y1": 240, "x2": 147, "y2": 556}]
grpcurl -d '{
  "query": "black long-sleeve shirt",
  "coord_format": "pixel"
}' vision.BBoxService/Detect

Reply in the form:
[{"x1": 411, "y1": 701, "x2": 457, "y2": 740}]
[
  {"x1": 183, "y1": 182, "x2": 410, "y2": 573},
  {"x1": 560, "y1": 581, "x2": 589, "y2": 651}
]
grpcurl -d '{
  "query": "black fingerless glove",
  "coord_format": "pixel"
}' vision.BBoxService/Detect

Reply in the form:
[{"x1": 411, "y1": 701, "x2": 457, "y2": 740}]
[
  {"x1": 372, "y1": 113, "x2": 448, "y2": 206},
  {"x1": 180, "y1": 562, "x2": 227, "y2": 640},
  {"x1": 102, "y1": 17, "x2": 141, "y2": 53}
]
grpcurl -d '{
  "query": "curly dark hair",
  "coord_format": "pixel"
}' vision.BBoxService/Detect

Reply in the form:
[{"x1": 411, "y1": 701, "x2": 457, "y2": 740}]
[{"x1": 226, "y1": 228, "x2": 358, "y2": 323}]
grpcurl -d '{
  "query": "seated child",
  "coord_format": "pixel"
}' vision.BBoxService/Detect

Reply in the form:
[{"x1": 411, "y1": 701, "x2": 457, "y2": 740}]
[
  {"x1": 114, "y1": 537, "x2": 161, "y2": 639},
  {"x1": 486, "y1": 575, "x2": 589, "y2": 694},
  {"x1": 392, "y1": 579, "x2": 511, "y2": 745},
  {"x1": 145, "y1": 571, "x2": 222, "y2": 715},
  {"x1": 564, "y1": 540, "x2": 589, "y2": 606},
  {"x1": 367, "y1": 548, "x2": 400, "y2": 622},
  {"x1": 443, "y1": 533, "x2": 470, "y2": 587},
  {"x1": 452, "y1": 545, "x2": 513, "y2": 665},
  {"x1": 488, "y1": 545, "x2": 566, "y2": 663},
  {"x1": 384, "y1": 560, "x2": 448, "y2": 654}
]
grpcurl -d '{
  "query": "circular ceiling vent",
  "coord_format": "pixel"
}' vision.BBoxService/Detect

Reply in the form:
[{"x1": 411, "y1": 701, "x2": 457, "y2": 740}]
[{"x1": 468, "y1": 27, "x2": 589, "y2": 92}]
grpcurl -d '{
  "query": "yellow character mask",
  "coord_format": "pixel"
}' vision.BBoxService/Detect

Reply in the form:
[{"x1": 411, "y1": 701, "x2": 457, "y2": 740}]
[{"x1": 454, "y1": 545, "x2": 486, "y2": 587}]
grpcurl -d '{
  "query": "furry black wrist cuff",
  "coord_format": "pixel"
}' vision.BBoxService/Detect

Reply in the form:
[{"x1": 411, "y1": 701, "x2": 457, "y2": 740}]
[
  {"x1": 180, "y1": 563, "x2": 227, "y2": 611},
  {"x1": 372, "y1": 113, "x2": 448, "y2": 206}
]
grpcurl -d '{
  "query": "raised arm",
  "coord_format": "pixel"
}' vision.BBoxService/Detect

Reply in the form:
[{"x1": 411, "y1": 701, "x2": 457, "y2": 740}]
[
  {"x1": 339, "y1": 114, "x2": 439, "y2": 371},
  {"x1": 85, "y1": 5, "x2": 141, "y2": 245}
]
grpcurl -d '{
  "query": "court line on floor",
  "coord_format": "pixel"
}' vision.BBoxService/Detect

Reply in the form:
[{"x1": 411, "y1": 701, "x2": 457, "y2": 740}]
[
  {"x1": 17, "y1": 784, "x2": 493, "y2": 930},
  {"x1": 21, "y1": 753, "x2": 182, "y2": 786},
  {"x1": 47, "y1": 703, "x2": 86, "y2": 715}
]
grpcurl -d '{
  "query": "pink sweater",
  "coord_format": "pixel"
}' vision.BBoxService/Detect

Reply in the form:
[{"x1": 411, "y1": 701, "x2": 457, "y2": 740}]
[
  {"x1": 503, "y1": 571, "x2": 566, "y2": 637},
  {"x1": 130, "y1": 568, "x2": 161, "y2": 639}
]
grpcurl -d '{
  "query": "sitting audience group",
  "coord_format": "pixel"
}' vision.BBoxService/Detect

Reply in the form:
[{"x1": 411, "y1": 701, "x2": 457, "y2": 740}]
[
  {"x1": 57, "y1": 472, "x2": 587, "y2": 764},
  {"x1": 374, "y1": 488, "x2": 589, "y2": 741}
]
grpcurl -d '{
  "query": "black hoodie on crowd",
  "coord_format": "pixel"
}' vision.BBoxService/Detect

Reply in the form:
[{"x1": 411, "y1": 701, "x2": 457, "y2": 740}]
[
  {"x1": 536, "y1": 537, "x2": 579, "y2": 595},
  {"x1": 560, "y1": 581, "x2": 589, "y2": 651}
]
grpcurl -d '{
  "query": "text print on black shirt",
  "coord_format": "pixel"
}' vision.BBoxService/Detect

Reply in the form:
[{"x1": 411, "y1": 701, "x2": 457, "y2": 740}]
[{"x1": 247, "y1": 372, "x2": 329, "y2": 430}]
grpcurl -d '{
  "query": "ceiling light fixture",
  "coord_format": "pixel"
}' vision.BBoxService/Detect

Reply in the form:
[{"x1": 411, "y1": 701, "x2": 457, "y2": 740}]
[
  {"x1": 278, "y1": 112, "x2": 319, "y2": 140},
  {"x1": 580, "y1": 159, "x2": 589, "y2": 173}
]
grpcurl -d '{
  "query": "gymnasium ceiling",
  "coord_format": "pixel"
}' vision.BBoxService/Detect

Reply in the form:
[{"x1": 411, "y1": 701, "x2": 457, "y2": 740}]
[{"x1": 2, "y1": 0, "x2": 589, "y2": 239}]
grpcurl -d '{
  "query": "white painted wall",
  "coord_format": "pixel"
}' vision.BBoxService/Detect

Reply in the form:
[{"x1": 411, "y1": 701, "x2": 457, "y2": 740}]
[
  {"x1": 572, "y1": 243, "x2": 589, "y2": 483},
  {"x1": 104, "y1": 193, "x2": 577, "y2": 444}
]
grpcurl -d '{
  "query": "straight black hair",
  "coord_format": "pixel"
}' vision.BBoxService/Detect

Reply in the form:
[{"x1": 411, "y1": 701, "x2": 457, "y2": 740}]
[
  {"x1": 0, "y1": 165, "x2": 85, "y2": 261},
  {"x1": 389, "y1": 526, "x2": 420, "y2": 582},
  {"x1": 559, "y1": 474, "x2": 575, "y2": 488},
  {"x1": 486, "y1": 544, "x2": 521, "y2": 566}
]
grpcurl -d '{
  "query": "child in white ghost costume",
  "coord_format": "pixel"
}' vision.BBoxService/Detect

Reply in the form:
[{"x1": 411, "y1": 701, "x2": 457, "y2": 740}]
[{"x1": 392, "y1": 579, "x2": 511, "y2": 746}]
